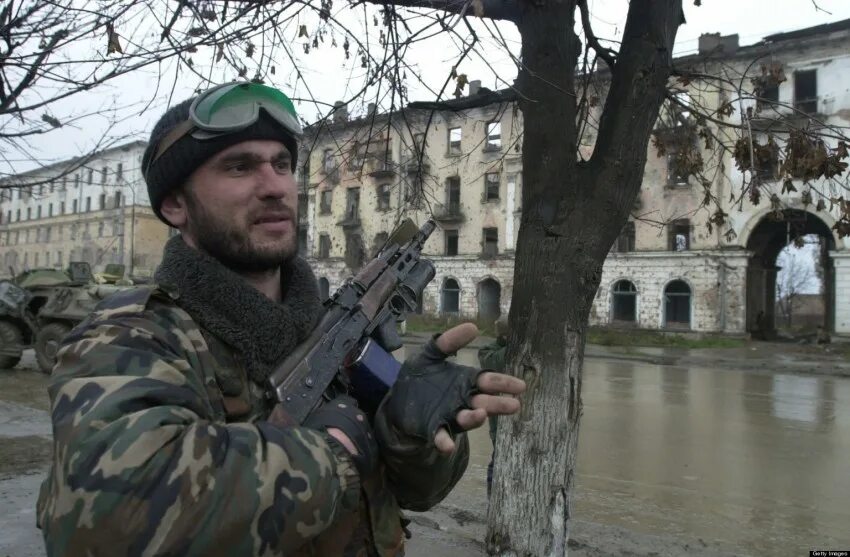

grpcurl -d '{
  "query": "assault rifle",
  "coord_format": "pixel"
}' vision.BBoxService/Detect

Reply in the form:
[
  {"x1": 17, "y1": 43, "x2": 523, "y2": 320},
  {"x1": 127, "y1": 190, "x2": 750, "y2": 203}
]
[{"x1": 268, "y1": 219, "x2": 436, "y2": 424}]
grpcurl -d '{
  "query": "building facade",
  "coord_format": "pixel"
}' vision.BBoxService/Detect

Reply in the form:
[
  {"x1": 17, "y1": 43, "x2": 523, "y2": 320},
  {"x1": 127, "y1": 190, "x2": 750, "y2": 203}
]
[
  {"x1": 0, "y1": 141, "x2": 171, "y2": 279},
  {"x1": 301, "y1": 19, "x2": 850, "y2": 336}
]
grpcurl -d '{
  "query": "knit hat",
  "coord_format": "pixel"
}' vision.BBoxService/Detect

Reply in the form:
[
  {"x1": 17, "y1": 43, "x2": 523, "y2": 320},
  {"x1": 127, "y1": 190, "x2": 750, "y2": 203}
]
[{"x1": 142, "y1": 97, "x2": 299, "y2": 226}]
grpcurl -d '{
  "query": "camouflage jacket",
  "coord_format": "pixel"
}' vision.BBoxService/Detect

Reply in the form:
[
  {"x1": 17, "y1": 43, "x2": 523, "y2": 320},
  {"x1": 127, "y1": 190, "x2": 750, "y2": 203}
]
[{"x1": 36, "y1": 285, "x2": 464, "y2": 556}]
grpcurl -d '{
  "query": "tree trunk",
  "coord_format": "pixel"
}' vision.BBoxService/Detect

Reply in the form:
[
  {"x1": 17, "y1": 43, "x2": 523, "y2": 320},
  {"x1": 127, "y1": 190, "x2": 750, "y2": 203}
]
[{"x1": 486, "y1": 2, "x2": 683, "y2": 555}]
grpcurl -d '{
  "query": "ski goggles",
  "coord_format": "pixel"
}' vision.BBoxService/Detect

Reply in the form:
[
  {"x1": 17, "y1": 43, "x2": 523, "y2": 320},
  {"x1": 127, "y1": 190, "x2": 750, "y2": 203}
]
[{"x1": 150, "y1": 82, "x2": 303, "y2": 164}]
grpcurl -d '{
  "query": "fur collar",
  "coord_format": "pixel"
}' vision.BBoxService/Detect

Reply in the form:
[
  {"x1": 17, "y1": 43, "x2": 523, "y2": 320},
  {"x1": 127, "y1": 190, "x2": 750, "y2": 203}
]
[{"x1": 154, "y1": 235, "x2": 322, "y2": 383}]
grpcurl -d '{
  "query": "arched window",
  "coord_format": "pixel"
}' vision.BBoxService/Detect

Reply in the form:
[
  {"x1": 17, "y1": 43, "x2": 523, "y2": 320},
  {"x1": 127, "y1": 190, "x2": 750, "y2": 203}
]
[
  {"x1": 318, "y1": 277, "x2": 330, "y2": 301},
  {"x1": 611, "y1": 280, "x2": 637, "y2": 323},
  {"x1": 477, "y1": 278, "x2": 501, "y2": 323},
  {"x1": 664, "y1": 280, "x2": 691, "y2": 328},
  {"x1": 441, "y1": 278, "x2": 460, "y2": 314}
]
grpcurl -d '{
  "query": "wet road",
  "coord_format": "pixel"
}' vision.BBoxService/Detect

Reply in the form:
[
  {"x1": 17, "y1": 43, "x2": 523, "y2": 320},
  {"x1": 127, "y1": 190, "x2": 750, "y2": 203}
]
[{"x1": 2, "y1": 348, "x2": 850, "y2": 556}]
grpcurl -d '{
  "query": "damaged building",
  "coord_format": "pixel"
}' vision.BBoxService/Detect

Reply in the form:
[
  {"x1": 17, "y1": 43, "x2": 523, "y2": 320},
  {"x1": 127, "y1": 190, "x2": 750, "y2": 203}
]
[{"x1": 302, "y1": 19, "x2": 850, "y2": 337}]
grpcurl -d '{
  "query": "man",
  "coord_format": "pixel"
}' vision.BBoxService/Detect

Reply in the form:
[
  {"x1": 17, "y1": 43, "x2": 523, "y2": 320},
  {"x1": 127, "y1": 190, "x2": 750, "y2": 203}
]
[
  {"x1": 36, "y1": 82, "x2": 525, "y2": 556},
  {"x1": 478, "y1": 319, "x2": 509, "y2": 496}
]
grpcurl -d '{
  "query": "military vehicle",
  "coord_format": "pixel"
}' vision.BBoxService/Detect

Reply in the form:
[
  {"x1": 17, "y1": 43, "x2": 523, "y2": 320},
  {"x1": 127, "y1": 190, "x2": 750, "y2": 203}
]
[
  {"x1": 0, "y1": 262, "x2": 137, "y2": 373},
  {"x1": 0, "y1": 280, "x2": 39, "y2": 369}
]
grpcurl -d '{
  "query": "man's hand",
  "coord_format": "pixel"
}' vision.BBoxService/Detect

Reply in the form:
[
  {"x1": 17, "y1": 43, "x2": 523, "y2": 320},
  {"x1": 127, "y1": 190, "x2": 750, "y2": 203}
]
[
  {"x1": 374, "y1": 322, "x2": 525, "y2": 457},
  {"x1": 431, "y1": 323, "x2": 526, "y2": 454}
]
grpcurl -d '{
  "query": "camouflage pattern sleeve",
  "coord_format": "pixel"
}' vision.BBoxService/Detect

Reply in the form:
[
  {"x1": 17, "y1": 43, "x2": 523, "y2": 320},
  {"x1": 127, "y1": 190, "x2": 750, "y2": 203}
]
[{"x1": 36, "y1": 293, "x2": 359, "y2": 557}]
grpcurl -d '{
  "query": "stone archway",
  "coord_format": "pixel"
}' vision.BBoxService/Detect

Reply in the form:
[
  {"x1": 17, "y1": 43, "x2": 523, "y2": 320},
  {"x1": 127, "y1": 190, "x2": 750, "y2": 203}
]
[
  {"x1": 477, "y1": 278, "x2": 501, "y2": 323},
  {"x1": 745, "y1": 209, "x2": 836, "y2": 336}
]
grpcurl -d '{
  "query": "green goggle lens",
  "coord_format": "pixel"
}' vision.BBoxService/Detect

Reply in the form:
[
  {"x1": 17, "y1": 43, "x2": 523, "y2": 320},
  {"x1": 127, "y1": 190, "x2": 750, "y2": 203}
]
[
  {"x1": 189, "y1": 82, "x2": 302, "y2": 137},
  {"x1": 150, "y1": 82, "x2": 303, "y2": 166}
]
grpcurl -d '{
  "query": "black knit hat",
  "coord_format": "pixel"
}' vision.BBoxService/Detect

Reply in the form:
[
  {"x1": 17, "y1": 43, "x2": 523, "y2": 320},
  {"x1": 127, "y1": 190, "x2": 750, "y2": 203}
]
[{"x1": 142, "y1": 97, "x2": 299, "y2": 226}]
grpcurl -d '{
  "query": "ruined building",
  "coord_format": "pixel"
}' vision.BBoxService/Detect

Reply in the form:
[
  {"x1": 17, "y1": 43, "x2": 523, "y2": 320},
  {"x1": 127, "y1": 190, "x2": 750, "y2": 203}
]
[
  {"x1": 302, "y1": 19, "x2": 850, "y2": 336},
  {"x1": 0, "y1": 142, "x2": 171, "y2": 279}
]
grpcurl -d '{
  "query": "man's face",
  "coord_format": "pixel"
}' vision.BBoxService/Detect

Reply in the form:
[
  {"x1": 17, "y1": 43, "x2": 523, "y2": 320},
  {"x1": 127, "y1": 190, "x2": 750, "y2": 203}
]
[{"x1": 179, "y1": 140, "x2": 298, "y2": 272}]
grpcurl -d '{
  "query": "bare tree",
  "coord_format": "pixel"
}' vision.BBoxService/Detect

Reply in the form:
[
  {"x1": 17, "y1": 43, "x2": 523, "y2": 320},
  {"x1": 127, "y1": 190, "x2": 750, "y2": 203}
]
[{"x1": 776, "y1": 238, "x2": 819, "y2": 329}]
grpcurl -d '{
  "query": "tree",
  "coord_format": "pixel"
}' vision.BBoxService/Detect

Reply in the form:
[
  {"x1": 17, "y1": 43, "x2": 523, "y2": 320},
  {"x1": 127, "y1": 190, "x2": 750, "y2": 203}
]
[
  {"x1": 776, "y1": 236, "x2": 820, "y2": 329},
  {"x1": 4, "y1": 1, "x2": 850, "y2": 555}
]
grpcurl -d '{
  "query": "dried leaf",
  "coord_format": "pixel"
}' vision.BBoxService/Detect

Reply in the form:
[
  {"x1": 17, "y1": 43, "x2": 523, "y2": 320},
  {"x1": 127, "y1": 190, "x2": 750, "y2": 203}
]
[
  {"x1": 299, "y1": 25, "x2": 309, "y2": 38},
  {"x1": 216, "y1": 45, "x2": 224, "y2": 62},
  {"x1": 246, "y1": 42, "x2": 255, "y2": 58},
  {"x1": 781, "y1": 179, "x2": 797, "y2": 195},
  {"x1": 187, "y1": 27, "x2": 206, "y2": 38},
  {"x1": 816, "y1": 198, "x2": 826, "y2": 212},
  {"x1": 453, "y1": 73, "x2": 469, "y2": 98},
  {"x1": 106, "y1": 22, "x2": 123, "y2": 55},
  {"x1": 200, "y1": 8, "x2": 217, "y2": 21},
  {"x1": 41, "y1": 114, "x2": 61, "y2": 128}
]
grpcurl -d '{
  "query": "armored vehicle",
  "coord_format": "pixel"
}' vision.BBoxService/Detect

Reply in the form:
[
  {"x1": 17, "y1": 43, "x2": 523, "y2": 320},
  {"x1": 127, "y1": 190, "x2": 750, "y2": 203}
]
[
  {"x1": 0, "y1": 262, "x2": 136, "y2": 373},
  {"x1": 0, "y1": 280, "x2": 39, "y2": 369}
]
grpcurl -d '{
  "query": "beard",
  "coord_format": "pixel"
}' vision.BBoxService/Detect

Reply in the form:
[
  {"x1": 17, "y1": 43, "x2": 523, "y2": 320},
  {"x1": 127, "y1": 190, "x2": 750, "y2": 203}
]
[{"x1": 183, "y1": 191, "x2": 297, "y2": 273}]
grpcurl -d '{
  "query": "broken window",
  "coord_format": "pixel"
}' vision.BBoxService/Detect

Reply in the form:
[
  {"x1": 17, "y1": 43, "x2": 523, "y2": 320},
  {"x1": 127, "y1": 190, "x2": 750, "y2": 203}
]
[
  {"x1": 486, "y1": 122, "x2": 501, "y2": 151},
  {"x1": 405, "y1": 170, "x2": 423, "y2": 205},
  {"x1": 612, "y1": 221, "x2": 635, "y2": 253},
  {"x1": 441, "y1": 278, "x2": 460, "y2": 314},
  {"x1": 668, "y1": 219, "x2": 690, "y2": 251},
  {"x1": 664, "y1": 280, "x2": 691, "y2": 328},
  {"x1": 484, "y1": 172, "x2": 500, "y2": 201},
  {"x1": 482, "y1": 227, "x2": 498, "y2": 257},
  {"x1": 757, "y1": 82, "x2": 779, "y2": 110},
  {"x1": 318, "y1": 234, "x2": 331, "y2": 259},
  {"x1": 344, "y1": 188, "x2": 360, "y2": 221},
  {"x1": 320, "y1": 190, "x2": 332, "y2": 214},
  {"x1": 296, "y1": 193, "x2": 308, "y2": 224},
  {"x1": 99, "y1": 193, "x2": 106, "y2": 210},
  {"x1": 318, "y1": 277, "x2": 330, "y2": 300},
  {"x1": 794, "y1": 69, "x2": 817, "y2": 114},
  {"x1": 755, "y1": 141, "x2": 780, "y2": 181},
  {"x1": 449, "y1": 127, "x2": 462, "y2": 155},
  {"x1": 442, "y1": 176, "x2": 459, "y2": 209},
  {"x1": 666, "y1": 149, "x2": 690, "y2": 186},
  {"x1": 297, "y1": 227, "x2": 308, "y2": 254},
  {"x1": 372, "y1": 232, "x2": 389, "y2": 256},
  {"x1": 445, "y1": 229, "x2": 459, "y2": 256},
  {"x1": 377, "y1": 183, "x2": 391, "y2": 211},
  {"x1": 322, "y1": 149, "x2": 335, "y2": 174},
  {"x1": 611, "y1": 280, "x2": 637, "y2": 323},
  {"x1": 344, "y1": 233, "x2": 365, "y2": 269},
  {"x1": 101, "y1": 167, "x2": 107, "y2": 185}
]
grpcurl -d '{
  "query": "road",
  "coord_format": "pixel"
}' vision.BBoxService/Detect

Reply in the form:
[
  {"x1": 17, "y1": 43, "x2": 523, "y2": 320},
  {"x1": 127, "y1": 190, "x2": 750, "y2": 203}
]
[{"x1": 2, "y1": 346, "x2": 849, "y2": 556}]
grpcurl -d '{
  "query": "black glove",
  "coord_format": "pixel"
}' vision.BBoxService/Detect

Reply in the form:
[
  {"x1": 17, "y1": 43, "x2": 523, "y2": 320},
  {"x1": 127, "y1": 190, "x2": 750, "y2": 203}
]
[
  {"x1": 377, "y1": 335, "x2": 481, "y2": 444},
  {"x1": 305, "y1": 395, "x2": 379, "y2": 478}
]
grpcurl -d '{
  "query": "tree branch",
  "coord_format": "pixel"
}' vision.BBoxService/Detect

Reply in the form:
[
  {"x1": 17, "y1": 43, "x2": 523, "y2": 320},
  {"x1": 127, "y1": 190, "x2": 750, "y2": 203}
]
[
  {"x1": 577, "y1": 0, "x2": 615, "y2": 69},
  {"x1": 358, "y1": 0, "x2": 520, "y2": 22},
  {"x1": 592, "y1": 0, "x2": 682, "y2": 171}
]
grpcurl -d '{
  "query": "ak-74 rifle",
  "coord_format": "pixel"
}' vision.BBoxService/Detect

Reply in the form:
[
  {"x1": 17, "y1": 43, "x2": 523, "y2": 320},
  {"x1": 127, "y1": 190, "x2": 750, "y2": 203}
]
[{"x1": 268, "y1": 219, "x2": 436, "y2": 423}]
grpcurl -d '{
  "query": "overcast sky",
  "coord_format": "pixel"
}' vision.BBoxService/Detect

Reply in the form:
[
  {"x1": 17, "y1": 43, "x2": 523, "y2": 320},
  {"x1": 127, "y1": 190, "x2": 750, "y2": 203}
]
[{"x1": 11, "y1": 0, "x2": 850, "y2": 175}]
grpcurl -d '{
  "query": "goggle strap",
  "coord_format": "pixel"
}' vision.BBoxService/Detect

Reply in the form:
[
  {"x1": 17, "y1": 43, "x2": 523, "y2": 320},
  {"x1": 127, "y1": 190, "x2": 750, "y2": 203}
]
[{"x1": 151, "y1": 120, "x2": 196, "y2": 165}]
